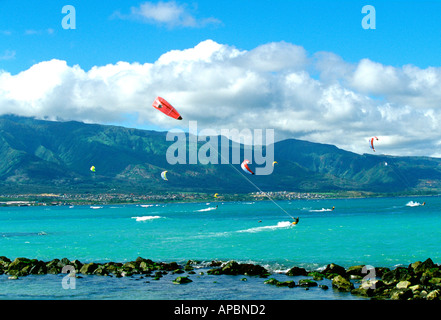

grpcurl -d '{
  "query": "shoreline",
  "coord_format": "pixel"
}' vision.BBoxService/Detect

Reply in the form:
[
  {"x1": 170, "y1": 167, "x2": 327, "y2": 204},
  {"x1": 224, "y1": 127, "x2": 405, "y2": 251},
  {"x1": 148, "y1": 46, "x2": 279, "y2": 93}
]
[
  {"x1": 0, "y1": 191, "x2": 438, "y2": 207},
  {"x1": 2, "y1": 256, "x2": 441, "y2": 300}
]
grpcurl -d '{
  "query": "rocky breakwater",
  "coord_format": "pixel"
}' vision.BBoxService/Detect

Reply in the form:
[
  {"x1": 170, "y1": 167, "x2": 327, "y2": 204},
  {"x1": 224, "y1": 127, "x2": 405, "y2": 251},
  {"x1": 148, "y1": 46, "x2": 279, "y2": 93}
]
[
  {"x1": 0, "y1": 256, "x2": 187, "y2": 279},
  {"x1": 2, "y1": 255, "x2": 441, "y2": 300},
  {"x1": 271, "y1": 258, "x2": 441, "y2": 300}
]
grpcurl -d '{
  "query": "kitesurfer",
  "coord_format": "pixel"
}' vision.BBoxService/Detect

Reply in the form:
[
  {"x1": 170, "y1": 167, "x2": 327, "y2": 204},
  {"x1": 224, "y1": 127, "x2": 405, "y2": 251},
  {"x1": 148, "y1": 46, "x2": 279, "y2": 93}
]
[{"x1": 292, "y1": 217, "x2": 299, "y2": 225}]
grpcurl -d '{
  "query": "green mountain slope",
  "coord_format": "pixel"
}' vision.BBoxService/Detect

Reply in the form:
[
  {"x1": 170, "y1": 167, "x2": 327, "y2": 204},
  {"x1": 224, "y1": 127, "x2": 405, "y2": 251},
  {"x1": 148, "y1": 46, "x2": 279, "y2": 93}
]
[{"x1": 0, "y1": 115, "x2": 441, "y2": 195}]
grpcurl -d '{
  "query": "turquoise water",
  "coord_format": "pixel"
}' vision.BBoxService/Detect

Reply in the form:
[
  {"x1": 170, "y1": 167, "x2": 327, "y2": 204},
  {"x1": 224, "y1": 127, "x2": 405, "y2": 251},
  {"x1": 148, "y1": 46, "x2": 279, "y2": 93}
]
[{"x1": 1, "y1": 196, "x2": 440, "y2": 299}]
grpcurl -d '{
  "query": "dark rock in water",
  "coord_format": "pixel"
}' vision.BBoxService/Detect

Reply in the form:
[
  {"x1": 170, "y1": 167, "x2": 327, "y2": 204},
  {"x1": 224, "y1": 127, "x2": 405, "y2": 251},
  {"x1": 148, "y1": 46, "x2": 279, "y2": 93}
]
[
  {"x1": 173, "y1": 276, "x2": 192, "y2": 284},
  {"x1": 172, "y1": 269, "x2": 185, "y2": 274},
  {"x1": 7, "y1": 257, "x2": 33, "y2": 276},
  {"x1": 80, "y1": 262, "x2": 99, "y2": 275},
  {"x1": 332, "y1": 275, "x2": 354, "y2": 292},
  {"x1": 346, "y1": 265, "x2": 365, "y2": 277},
  {"x1": 57, "y1": 257, "x2": 71, "y2": 268},
  {"x1": 70, "y1": 259, "x2": 83, "y2": 272},
  {"x1": 29, "y1": 260, "x2": 47, "y2": 275},
  {"x1": 263, "y1": 278, "x2": 295, "y2": 288},
  {"x1": 382, "y1": 267, "x2": 413, "y2": 285},
  {"x1": 409, "y1": 258, "x2": 435, "y2": 275},
  {"x1": 210, "y1": 261, "x2": 222, "y2": 267},
  {"x1": 298, "y1": 279, "x2": 318, "y2": 287},
  {"x1": 94, "y1": 266, "x2": 110, "y2": 276},
  {"x1": 308, "y1": 271, "x2": 324, "y2": 281},
  {"x1": 208, "y1": 261, "x2": 269, "y2": 277},
  {"x1": 286, "y1": 266, "x2": 307, "y2": 276},
  {"x1": 352, "y1": 279, "x2": 385, "y2": 297},
  {"x1": 264, "y1": 278, "x2": 280, "y2": 286},
  {"x1": 0, "y1": 256, "x2": 11, "y2": 268},
  {"x1": 277, "y1": 280, "x2": 296, "y2": 288},
  {"x1": 322, "y1": 263, "x2": 346, "y2": 278}
]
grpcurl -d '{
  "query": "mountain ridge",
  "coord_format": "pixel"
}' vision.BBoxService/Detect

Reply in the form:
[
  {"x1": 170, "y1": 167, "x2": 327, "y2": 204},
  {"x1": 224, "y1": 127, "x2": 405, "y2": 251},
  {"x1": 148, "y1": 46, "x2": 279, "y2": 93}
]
[{"x1": 0, "y1": 115, "x2": 441, "y2": 195}]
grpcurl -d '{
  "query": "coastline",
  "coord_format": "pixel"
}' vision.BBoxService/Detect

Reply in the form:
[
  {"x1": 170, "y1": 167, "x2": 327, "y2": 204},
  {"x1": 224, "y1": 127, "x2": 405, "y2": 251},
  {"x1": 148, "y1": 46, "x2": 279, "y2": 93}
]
[
  {"x1": 0, "y1": 190, "x2": 438, "y2": 207},
  {"x1": 2, "y1": 256, "x2": 440, "y2": 300}
]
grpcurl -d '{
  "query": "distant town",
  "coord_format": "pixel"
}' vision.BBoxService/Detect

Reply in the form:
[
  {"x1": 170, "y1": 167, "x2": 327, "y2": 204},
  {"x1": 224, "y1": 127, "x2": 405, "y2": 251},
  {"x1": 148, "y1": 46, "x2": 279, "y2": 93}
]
[{"x1": 0, "y1": 190, "x2": 375, "y2": 207}]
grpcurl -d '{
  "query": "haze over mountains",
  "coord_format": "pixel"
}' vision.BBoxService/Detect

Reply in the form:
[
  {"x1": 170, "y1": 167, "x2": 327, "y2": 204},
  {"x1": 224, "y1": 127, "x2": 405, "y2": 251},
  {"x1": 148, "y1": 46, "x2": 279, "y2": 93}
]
[{"x1": 0, "y1": 115, "x2": 440, "y2": 195}]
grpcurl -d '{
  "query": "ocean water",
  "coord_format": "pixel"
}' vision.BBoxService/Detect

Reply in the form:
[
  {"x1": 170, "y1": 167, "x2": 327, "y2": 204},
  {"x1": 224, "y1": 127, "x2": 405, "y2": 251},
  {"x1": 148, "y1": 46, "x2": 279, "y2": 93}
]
[{"x1": 1, "y1": 196, "x2": 440, "y2": 300}]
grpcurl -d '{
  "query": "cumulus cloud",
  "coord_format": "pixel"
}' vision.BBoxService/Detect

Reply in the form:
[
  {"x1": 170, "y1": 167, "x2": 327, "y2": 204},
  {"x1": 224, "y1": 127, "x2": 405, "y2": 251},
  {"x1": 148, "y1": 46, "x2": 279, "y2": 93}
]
[
  {"x1": 114, "y1": 1, "x2": 221, "y2": 28},
  {"x1": 1, "y1": 39, "x2": 441, "y2": 157}
]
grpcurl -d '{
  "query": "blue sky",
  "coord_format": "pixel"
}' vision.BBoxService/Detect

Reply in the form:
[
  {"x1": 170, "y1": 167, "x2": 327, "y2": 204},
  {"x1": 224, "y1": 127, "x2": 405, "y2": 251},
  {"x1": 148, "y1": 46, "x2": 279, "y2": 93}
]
[
  {"x1": 1, "y1": 0, "x2": 440, "y2": 73},
  {"x1": 1, "y1": 1, "x2": 441, "y2": 157}
]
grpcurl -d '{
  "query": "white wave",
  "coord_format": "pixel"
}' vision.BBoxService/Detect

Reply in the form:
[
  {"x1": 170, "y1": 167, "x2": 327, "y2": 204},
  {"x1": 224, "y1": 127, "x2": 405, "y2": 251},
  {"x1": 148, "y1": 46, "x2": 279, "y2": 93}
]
[
  {"x1": 406, "y1": 201, "x2": 424, "y2": 207},
  {"x1": 140, "y1": 204, "x2": 153, "y2": 208},
  {"x1": 196, "y1": 207, "x2": 217, "y2": 212},
  {"x1": 309, "y1": 208, "x2": 333, "y2": 212},
  {"x1": 237, "y1": 221, "x2": 293, "y2": 233},
  {"x1": 131, "y1": 215, "x2": 162, "y2": 222},
  {"x1": 90, "y1": 206, "x2": 103, "y2": 209}
]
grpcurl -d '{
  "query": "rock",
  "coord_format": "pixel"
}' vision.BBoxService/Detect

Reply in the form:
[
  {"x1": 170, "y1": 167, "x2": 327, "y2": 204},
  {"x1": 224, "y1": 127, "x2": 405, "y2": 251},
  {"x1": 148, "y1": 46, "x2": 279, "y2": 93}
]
[
  {"x1": 346, "y1": 265, "x2": 365, "y2": 277},
  {"x1": 319, "y1": 285, "x2": 329, "y2": 290},
  {"x1": 123, "y1": 261, "x2": 137, "y2": 271},
  {"x1": 29, "y1": 260, "x2": 47, "y2": 275},
  {"x1": 70, "y1": 259, "x2": 83, "y2": 272},
  {"x1": 286, "y1": 266, "x2": 307, "y2": 276},
  {"x1": 221, "y1": 261, "x2": 241, "y2": 275},
  {"x1": 277, "y1": 280, "x2": 296, "y2": 288},
  {"x1": 172, "y1": 269, "x2": 185, "y2": 274},
  {"x1": 390, "y1": 288, "x2": 413, "y2": 300},
  {"x1": 382, "y1": 267, "x2": 412, "y2": 285},
  {"x1": 360, "y1": 279, "x2": 385, "y2": 291},
  {"x1": 93, "y1": 266, "x2": 110, "y2": 276},
  {"x1": 173, "y1": 276, "x2": 192, "y2": 284},
  {"x1": 298, "y1": 279, "x2": 318, "y2": 287},
  {"x1": 57, "y1": 257, "x2": 71, "y2": 268},
  {"x1": 208, "y1": 261, "x2": 269, "y2": 277},
  {"x1": 263, "y1": 278, "x2": 295, "y2": 288},
  {"x1": 0, "y1": 256, "x2": 11, "y2": 268},
  {"x1": 207, "y1": 268, "x2": 222, "y2": 275},
  {"x1": 210, "y1": 260, "x2": 222, "y2": 267},
  {"x1": 410, "y1": 258, "x2": 435, "y2": 275},
  {"x1": 184, "y1": 264, "x2": 194, "y2": 271},
  {"x1": 264, "y1": 278, "x2": 279, "y2": 286},
  {"x1": 427, "y1": 289, "x2": 441, "y2": 300},
  {"x1": 429, "y1": 277, "x2": 441, "y2": 284},
  {"x1": 396, "y1": 280, "x2": 412, "y2": 289},
  {"x1": 332, "y1": 275, "x2": 354, "y2": 292},
  {"x1": 7, "y1": 257, "x2": 33, "y2": 276},
  {"x1": 409, "y1": 284, "x2": 424, "y2": 292},
  {"x1": 308, "y1": 271, "x2": 324, "y2": 281},
  {"x1": 80, "y1": 262, "x2": 99, "y2": 275},
  {"x1": 322, "y1": 263, "x2": 346, "y2": 278}
]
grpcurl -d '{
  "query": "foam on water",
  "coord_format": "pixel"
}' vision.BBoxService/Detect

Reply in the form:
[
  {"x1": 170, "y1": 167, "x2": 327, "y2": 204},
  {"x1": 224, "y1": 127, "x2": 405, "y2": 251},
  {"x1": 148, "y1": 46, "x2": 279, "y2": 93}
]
[
  {"x1": 237, "y1": 221, "x2": 293, "y2": 233},
  {"x1": 131, "y1": 215, "x2": 162, "y2": 222}
]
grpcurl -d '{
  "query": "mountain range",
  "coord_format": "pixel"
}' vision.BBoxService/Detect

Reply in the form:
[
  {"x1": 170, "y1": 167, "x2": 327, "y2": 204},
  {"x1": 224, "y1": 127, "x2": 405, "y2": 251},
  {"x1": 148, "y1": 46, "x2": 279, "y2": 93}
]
[{"x1": 0, "y1": 115, "x2": 441, "y2": 195}]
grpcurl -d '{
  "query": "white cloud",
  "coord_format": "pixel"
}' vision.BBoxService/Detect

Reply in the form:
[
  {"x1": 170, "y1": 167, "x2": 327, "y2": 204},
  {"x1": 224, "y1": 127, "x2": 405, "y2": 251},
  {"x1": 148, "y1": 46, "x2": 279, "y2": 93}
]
[
  {"x1": 1, "y1": 39, "x2": 441, "y2": 157},
  {"x1": 115, "y1": 1, "x2": 221, "y2": 28}
]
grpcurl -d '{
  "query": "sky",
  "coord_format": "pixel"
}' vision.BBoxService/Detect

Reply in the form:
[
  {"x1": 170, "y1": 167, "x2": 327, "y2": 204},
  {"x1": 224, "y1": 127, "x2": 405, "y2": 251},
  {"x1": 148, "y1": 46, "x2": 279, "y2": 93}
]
[{"x1": 1, "y1": 0, "x2": 441, "y2": 157}]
